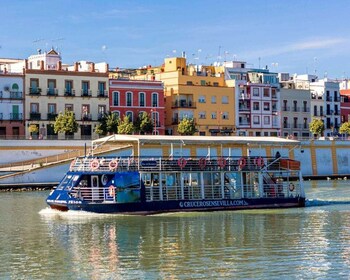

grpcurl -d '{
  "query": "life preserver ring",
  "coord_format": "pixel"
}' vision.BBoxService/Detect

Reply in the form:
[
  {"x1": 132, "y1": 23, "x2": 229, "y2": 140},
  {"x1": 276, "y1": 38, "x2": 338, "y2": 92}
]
[
  {"x1": 109, "y1": 160, "x2": 118, "y2": 171},
  {"x1": 289, "y1": 183, "x2": 295, "y2": 192},
  {"x1": 238, "y1": 157, "x2": 246, "y2": 169},
  {"x1": 256, "y1": 157, "x2": 265, "y2": 167},
  {"x1": 198, "y1": 157, "x2": 207, "y2": 169},
  {"x1": 90, "y1": 159, "x2": 99, "y2": 171},
  {"x1": 178, "y1": 157, "x2": 187, "y2": 169},
  {"x1": 70, "y1": 159, "x2": 75, "y2": 171},
  {"x1": 109, "y1": 185, "x2": 116, "y2": 197},
  {"x1": 218, "y1": 157, "x2": 227, "y2": 168}
]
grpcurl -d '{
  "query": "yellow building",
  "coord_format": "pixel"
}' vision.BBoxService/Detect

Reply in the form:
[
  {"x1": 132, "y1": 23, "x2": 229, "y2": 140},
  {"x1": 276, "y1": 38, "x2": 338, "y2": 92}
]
[{"x1": 133, "y1": 56, "x2": 235, "y2": 136}]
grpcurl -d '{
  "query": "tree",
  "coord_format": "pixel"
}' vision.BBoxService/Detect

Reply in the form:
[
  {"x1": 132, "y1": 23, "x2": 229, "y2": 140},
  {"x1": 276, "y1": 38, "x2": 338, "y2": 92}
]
[
  {"x1": 134, "y1": 112, "x2": 153, "y2": 134},
  {"x1": 309, "y1": 118, "x2": 325, "y2": 137},
  {"x1": 177, "y1": 117, "x2": 196, "y2": 135},
  {"x1": 339, "y1": 121, "x2": 350, "y2": 135},
  {"x1": 54, "y1": 110, "x2": 79, "y2": 138},
  {"x1": 28, "y1": 124, "x2": 39, "y2": 134},
  {"x1": 95, "y1": 112, "x2": 119, "y2": 136},
  {"x1": 117, "y1": 115, "x2": 134, "y2": 134}
]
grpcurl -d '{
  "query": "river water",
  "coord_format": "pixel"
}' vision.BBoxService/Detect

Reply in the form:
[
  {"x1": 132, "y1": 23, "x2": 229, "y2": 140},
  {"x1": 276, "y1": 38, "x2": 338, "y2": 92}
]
[{"x1": 0, "y1": 180, "x2": 349, "y2": 280}]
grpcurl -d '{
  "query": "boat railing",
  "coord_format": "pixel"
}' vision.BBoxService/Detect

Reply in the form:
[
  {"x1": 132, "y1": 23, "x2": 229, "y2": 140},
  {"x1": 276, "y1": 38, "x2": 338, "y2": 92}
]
[{"x1": 69, "y1": 156, "x2": 300, "y2": 173}]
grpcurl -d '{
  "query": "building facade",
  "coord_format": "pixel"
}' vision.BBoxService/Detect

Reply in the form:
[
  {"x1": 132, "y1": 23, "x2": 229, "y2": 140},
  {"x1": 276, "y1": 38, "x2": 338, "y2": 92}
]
[
  {"x1": 109, "y1": 79, "x2": 165, "y2": 135},
  {"x1": 0, "y1": 74, "x2": 25, "y2": 138}
]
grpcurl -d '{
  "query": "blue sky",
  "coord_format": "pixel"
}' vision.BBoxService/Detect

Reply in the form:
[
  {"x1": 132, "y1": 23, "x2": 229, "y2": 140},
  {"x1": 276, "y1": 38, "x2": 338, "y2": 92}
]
[{"x1": 1, "y1": 0, "x2": 350, "y2": 78}]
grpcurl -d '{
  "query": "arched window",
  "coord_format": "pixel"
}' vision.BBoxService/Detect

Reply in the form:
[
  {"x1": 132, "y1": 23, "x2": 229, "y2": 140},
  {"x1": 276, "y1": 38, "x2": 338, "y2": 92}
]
[
  {"x1": 112, "y1": 91, "x2": 120, "y2": 106},
  {"x1": 152, "y1": 92, "x2": 158, "y2": 107},
  {"x1": 126, "y1": 111, "x2": 133, "y2": 122},
  {"x1": 126, "y1": 91, "x2": 133, "y2": 106},
  {"x1": 139, "y1": 92, "x2": 145, "y2": 107}
]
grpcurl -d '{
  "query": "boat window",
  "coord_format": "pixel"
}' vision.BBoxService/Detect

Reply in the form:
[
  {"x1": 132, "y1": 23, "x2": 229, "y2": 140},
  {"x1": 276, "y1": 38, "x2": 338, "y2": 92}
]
[
  {"x1": 57, "y1": 174, "x2": 72, "y2": 190},
  {"x1": 213, "y1": 172, "x2": 221, "y2": 185},
  {"x1": 141, "y1": 173, "x2": 151, "y2": 186}
]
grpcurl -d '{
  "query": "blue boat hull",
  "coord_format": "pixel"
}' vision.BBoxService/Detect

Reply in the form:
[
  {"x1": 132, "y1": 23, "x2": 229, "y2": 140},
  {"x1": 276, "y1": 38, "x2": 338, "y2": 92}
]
[{"x1": 50, "y1": 197, "x2": 305, "y2": 215}]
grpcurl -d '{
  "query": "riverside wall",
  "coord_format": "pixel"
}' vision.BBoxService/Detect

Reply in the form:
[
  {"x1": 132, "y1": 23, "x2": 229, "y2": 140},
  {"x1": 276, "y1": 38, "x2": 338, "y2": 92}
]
[{"x1": 0, "y1": 139, "x2": 350, "y2": 186}]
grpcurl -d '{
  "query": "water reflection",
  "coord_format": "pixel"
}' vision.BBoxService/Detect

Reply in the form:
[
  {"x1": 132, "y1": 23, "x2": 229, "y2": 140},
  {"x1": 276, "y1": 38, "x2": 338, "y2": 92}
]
[{"x1": 39, "y1": 204, "x2": 350, "y2": 279}]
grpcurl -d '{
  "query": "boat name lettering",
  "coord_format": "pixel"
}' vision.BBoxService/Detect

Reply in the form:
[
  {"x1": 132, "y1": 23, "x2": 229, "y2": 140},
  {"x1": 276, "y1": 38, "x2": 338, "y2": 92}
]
[
  {"x1": 140, "y1": 160, "x2": 158, "y2": 167},
  {"x1": 179, "y1": 200, "x2": 248, "y2": 208}
]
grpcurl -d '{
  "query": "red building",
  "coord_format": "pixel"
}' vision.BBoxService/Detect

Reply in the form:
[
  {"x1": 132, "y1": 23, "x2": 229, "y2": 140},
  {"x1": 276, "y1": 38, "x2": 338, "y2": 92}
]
[
  {"x1": 340, "y1": 89, "x2": 350, "y2": 123},
  {"x1": 109, "y1": 79, "x2": 165, "y2": 135}
]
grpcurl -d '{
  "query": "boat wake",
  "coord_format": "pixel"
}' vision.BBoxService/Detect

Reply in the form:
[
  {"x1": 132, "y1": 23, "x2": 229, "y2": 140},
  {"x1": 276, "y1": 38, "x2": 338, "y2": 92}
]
[{"x1": 306, "y1": 199, "x2": 350, "y2": 207}]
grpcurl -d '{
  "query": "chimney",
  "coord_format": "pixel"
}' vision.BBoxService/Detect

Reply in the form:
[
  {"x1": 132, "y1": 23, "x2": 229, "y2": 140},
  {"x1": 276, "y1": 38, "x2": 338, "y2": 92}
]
[
  {"x1": 40, "y1": 60, "x2": 44, "y2": 70},
  {"x1": 57, "y1": 61, "x2": 62, "y2": 71},
  {"x1": 105, "y1": 63, "x2": 109, "y2": 73},
  {"x1": 74, "y1": 62, "x2": 79, "y2": 72},
  {"x1": 90, "y1": 62, "x2": 95, "y2": 72}
]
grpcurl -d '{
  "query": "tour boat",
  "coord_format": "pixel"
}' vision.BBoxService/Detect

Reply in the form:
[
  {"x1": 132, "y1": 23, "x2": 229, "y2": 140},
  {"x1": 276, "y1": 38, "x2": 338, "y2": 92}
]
[{"x1": 46, "y1": 135, "x2": 305, "y2": 214}]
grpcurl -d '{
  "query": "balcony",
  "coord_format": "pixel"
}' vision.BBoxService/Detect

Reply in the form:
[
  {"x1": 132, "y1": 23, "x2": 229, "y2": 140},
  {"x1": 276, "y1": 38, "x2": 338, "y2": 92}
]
[
  {"x1": 81, "y1": 89, "x2": 92, "y2": 97},
  {"x1": 172, "y1": 100, "x2": 196, "y2": 109},
  {"x1": 239, "y1": 105, "x2": 250, "y2": 112},
  {"x1": 326, "y1": 96, "x2": 332, "y2": 102},
  {"x1": 10, "y1": 113, "x2": 23, "y2": 121},
  {"x1": 10, "y1": 91, "x2": 23, "y2": 99},
  {"x1": 238, "y1": 121, "x2": 250, "y2": 126},
  {"x1": 47, "y1": 88, "x2": 58, "y2": 96},
  {"x1": 47, "y1": 113, "x2": 58, "y2": 121},
  {"x1": 292, "y1": 107, "x2": 300, "y2": 112},
  {"x1": 64, "y1": 89, "x2": 75, "y2": 96},
  {"x1": 239, "y1": 93, "x2": 250, "y2": 100},
  {"x1": 97, "y1": 90, "x2": 108, "y2": 98},
  {"x1": 82, "y1": 113, "x2": 92, "y2": 121},
  {"x1": 282, "y1": 106, "x2": 290, "y2": 112},
  {"x1": 302, "y1": 107, "x2": 310, "y2": 113},
  {"x1": 30, "y1": 112, "x2": 41, "y2": 120},
  {"x1": 283, "y1": 123, "x2": 291, "y2": 128},
  {"x1": 29, "y1": 87, "x2": 42, "y2": 95}
]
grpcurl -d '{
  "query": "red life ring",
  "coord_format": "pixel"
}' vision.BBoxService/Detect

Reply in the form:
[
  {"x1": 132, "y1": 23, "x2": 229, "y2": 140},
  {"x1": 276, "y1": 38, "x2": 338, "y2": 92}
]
[
  {"x1": 178, "y1": 158, "x2": 187, "y2": 169},
  {"x1": 238, "y1": 157, "x2": 246, "y2": 169},
  {"x1": 70, "y1": 159, "x2": 75, "y2": 171},
  {"x1": 218, "y1": 157, "x2": 227, "y2": 168},
  {"x1": 109, "y1": 160, "x2": 118, "y2": 171},
  {"x1": 90, "y1": 159, "x2": 100, "y2": 171},
  {"x1": 256, "y1": 157, "x2": 265, "y2": 167},
  {"x1": 198, "y1": 157, "x2": 207, "y2": 169},
  {"x1": 109, "y1": 185, "x2": 116, "y2": 197}
]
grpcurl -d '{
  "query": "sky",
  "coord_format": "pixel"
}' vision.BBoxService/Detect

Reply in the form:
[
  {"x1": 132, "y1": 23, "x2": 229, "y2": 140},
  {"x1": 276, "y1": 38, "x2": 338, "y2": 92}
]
[{"x1": 1, "y1": 0, "x2": 350, "y2": 79}]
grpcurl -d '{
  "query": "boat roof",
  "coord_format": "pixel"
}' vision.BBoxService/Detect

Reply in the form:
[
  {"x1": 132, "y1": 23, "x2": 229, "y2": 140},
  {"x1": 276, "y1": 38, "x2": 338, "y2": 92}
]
[{"x1": 93, "y1": 134, "x2": 300, "y2": 146}]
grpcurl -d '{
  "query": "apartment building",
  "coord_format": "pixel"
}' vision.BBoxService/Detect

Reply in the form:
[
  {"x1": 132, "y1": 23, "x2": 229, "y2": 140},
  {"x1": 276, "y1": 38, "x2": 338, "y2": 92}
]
[
  {"x1": 0, "y1": 74, "x2": 24, "y2": 138},
  {"x1": 224, "y1": 62, "x2": 281, "y2": 136},
  {"x1": 109, "y1": 78, "x2": 165, "y2": 135},
  {"x1": 2, "y1": 49, "x2": 109, "y2": 139},
  {"x1": 132, "y1": 56, "x2": 235, "y2": 136}
]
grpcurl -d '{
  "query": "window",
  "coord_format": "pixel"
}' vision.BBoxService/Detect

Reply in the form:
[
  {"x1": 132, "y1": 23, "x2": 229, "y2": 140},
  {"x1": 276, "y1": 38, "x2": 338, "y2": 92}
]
[
  {"x1": 222, "y1": 112, "x2": 229, "y2": 119},
  {"x1": 65, "y1": 80, "x2": 73, "y2": 95},
  {"x1": 271, "y1": 88, "x2": 277, "y2": 98},
  {"x1": 82, "y1": 105, "x2": 90, "y2": 114},
  {"x1": 152, "y1": 92, "x2": 158, "y2": 107},
  {"x1": 294, "y1": 117, "x2": 298, "y2": 128},
  {"x1": 126, "y1": 91, "x2": 132, "y2": 106},
  {"x1": 263, "y1": 102, "x2": 270, "y2": 111},
  {"x1": 283, "y1": 100, "x2": 288, "y2": 111},
  {"x1": 253, "y1": 116, "x2": 260, "y2": 124},
  {"x1": 213, "y1": 82, "x2": 219, "y2": 87},
  {"x1": 199, "y1": 112, "x2": 206, "y2": 119},
  {"x1": 293, "y1": 100, "x2": 298, "y2": 112},
  {"x1": 264, "y1": 116, "x2": 270, "y2": 125},
  {"x1": 65, "y1": 104, "x2": 74, "y2": 111},
  {"x1": 198, "y1": 96, "x2": 206, "y2": 103},
  {"x1": 263, "y1": 88, "x2": 270, "y2": 97},
  {"x1": 253, "y1": 88, "x2": 259, "y2": 97},
  {"x1": 303, "y1": 118, "x2": 308, "y2": 129},
  {"x1": 139, "y1": 92, "x2": 145, "y2": 107},
  {"x1": 113, "y1": 91, "x2": 120, "y2": 106},
  {"x1": 31, "y1": 103, "x2": 39, "y2": 113},
  {"x1": 98, "y1": 105, "x2": 106, "y2": 119},
  {"x1": 47, "y1": 79, "x2": 56, "y2": 95},
  {"x1": 126, "y1": 111, "x2": 133, "y2": 122},
  {"x1": 314, "y1": 105, "x2": 318, "y2": 116},
  {"x1": 303, "y1": 101, "x2": 307, "y2": 112},
  {"x1": 48, "y1": 104, "x2": 56, "y2": 114},
  {"x1": 201, "y1": 80, "x2": 206, "y2": 86},
  {"x1": 222, "y1": 96, "x2": 228, "y2": 104},
  {"x1": 253, "y1": 102, "x2": 260, "y2": 110},
  {"x1": 211, "y1": 112, "x2": 217, "y2": 119},
  {"x1": 320, "y1": 106, "x2": 323, "y2": 116},
  {"x1": 186, "y1": 81, "x2": 193, "y2": 85},
  {"x1": 211, "y1": 96, "x2": 216, "y2": 104},
  {"x1": 98, "y1": 82, "x2": 106, "y2": 96},
  {"x1": 82, "y1": 81, "x2": 89, "y2": 95}
]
